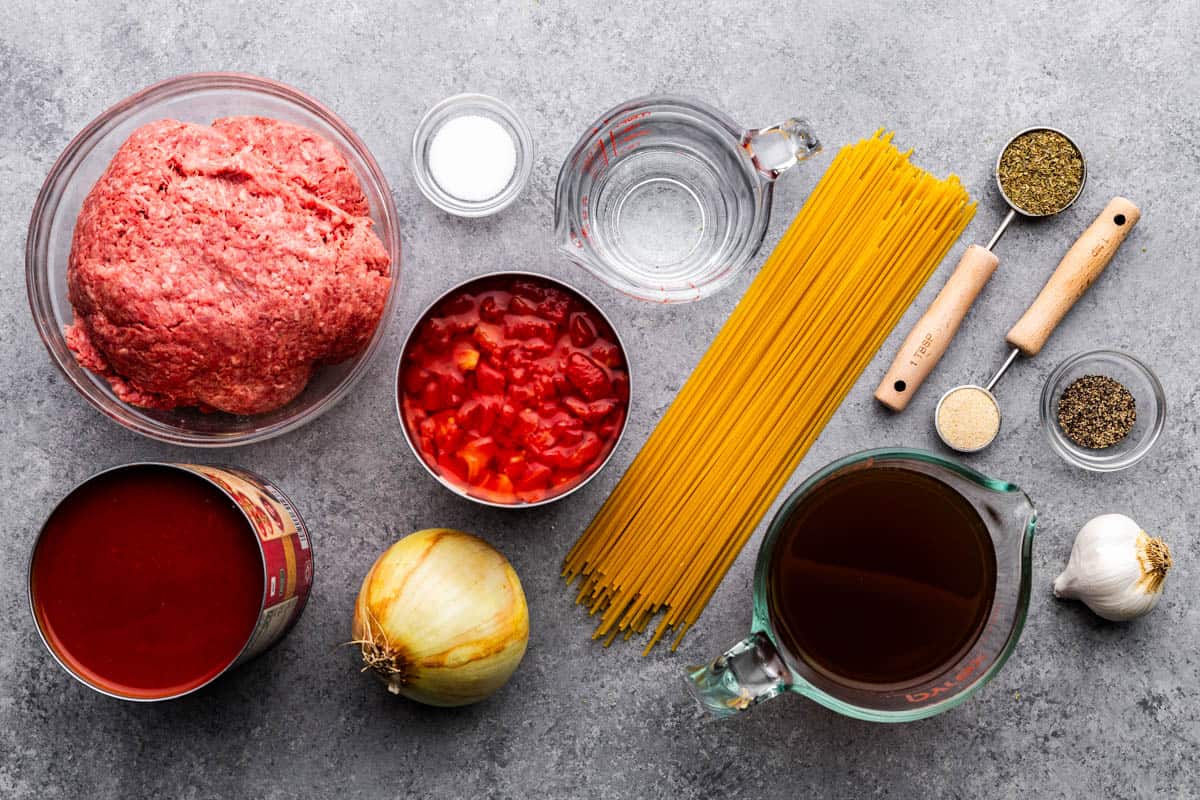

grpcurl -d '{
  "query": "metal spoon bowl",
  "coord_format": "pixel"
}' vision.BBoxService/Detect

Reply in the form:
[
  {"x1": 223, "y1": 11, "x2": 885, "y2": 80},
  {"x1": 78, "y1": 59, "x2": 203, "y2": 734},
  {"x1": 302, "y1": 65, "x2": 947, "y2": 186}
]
[{"x1": 984, "y1": 126, "x2": 1087, "y2": 249}]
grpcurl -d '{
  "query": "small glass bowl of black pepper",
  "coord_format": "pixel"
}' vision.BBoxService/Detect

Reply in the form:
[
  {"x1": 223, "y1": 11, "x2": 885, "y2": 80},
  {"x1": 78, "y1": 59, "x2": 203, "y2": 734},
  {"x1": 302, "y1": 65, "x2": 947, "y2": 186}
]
[{"x1": 1040, "y1": 350, "x2": 1165, "y2": 472}]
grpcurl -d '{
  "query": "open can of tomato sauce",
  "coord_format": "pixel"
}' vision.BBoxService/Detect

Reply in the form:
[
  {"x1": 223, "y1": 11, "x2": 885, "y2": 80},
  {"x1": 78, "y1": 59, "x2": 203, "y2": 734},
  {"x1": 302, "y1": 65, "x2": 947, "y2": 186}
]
[{"x1": 28, "y1": 463, "x2": 312, "y2": 701}]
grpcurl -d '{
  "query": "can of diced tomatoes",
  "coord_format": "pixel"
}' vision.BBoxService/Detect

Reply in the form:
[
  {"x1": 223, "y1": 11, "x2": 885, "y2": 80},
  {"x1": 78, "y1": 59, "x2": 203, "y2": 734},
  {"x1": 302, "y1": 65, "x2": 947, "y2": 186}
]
[{"x1": 28, "y1": 462, "x2": 313, "y2": 701}]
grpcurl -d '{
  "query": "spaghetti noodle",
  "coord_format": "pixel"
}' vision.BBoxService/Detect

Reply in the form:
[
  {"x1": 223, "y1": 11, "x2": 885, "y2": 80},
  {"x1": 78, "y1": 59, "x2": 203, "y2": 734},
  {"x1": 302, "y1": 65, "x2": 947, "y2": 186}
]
[{"x1": 562, "y1": 132, "x2": 976, "y2": 653}]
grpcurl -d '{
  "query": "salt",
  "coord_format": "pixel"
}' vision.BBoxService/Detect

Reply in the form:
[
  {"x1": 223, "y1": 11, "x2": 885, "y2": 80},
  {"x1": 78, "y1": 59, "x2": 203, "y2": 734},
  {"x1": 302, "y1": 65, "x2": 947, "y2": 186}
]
[{"x1": 427, "y1": 114, "x2": 516, "y2": 203}]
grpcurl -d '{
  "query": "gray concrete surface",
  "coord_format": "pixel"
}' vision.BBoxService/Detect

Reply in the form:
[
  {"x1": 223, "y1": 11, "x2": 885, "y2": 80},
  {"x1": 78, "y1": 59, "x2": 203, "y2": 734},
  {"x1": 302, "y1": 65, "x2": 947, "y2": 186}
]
[{"x1": 2, "y1": 1, "x2": 1198, "y2": 797}]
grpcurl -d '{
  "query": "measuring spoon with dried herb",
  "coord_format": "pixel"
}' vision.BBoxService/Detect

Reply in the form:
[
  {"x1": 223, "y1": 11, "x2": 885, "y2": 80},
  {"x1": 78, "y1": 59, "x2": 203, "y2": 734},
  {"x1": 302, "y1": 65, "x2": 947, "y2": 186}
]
[
  {"x1": 998, "y1": 129, "x2": 1085, "y2": 216},
  {"x1": 875, "y1": 126, "x2": 1088, "y2": 413}
]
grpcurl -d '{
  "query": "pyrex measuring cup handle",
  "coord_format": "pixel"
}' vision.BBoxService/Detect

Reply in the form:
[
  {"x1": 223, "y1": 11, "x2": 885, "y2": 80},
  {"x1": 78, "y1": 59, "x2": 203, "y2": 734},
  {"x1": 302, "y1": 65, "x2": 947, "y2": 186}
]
[
  {"x1": 742, "y1": 119, "x2": 821, "y2": 181},
  {"x1": 685, "y1": 631, "x2": 791, "y2": 718}
]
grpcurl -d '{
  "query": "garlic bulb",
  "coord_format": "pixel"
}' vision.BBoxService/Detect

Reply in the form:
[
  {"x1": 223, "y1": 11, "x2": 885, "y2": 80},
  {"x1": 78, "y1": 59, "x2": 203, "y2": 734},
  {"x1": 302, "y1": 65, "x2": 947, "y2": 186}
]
[
  {"x1": 1053, "y1": 514, "x2": 1172, "y2": 621},
  {"x1": 352, "y1": 529, "x2": 529, "y2": 706}
]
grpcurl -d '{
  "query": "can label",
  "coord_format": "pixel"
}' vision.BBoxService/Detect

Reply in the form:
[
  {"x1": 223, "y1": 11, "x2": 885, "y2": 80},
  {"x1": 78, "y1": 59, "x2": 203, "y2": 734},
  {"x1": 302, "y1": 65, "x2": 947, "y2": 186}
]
[{"x1": 179, "y1": 464, "x2": 313, "y2": 665}]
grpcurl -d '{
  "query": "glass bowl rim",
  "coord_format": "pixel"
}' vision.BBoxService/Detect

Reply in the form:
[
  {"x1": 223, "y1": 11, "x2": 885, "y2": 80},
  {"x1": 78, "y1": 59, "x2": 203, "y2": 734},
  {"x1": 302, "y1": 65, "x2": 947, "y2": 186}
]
[
  {"x1": 25, "y1": 71, "x2": 403, "y2": 447},
  {"x1": 1039, "y1": 348, "x2": 1166, "y2": 472}
]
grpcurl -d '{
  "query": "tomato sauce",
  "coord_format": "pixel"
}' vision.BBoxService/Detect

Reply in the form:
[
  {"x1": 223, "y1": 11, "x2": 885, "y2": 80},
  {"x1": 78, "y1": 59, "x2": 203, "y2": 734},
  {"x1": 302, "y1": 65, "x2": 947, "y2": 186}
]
[
  {"x1": 400, "y1": 275, "x2": 629, "y2": 504},
  {"x1": 30, "y1": 465, "x2": 265, "y2": 699}
]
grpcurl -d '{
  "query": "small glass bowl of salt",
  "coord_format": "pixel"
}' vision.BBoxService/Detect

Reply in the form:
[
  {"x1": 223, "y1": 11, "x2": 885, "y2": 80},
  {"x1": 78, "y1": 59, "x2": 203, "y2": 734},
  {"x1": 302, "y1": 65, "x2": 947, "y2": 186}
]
[{"x1": 412, "y1": 94, "x2": 533, "y2": 217}]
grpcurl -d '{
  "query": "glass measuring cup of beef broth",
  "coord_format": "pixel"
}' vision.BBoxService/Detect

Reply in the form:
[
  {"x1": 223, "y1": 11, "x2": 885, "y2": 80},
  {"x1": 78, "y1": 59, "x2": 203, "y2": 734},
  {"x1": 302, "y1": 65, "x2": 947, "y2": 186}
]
[
  {"x1": 687, "y1": 449, "x2": 1036, "y2": 722},
  {"x1": 555, "y1": 96, "x2": 820, "y2": 303}
]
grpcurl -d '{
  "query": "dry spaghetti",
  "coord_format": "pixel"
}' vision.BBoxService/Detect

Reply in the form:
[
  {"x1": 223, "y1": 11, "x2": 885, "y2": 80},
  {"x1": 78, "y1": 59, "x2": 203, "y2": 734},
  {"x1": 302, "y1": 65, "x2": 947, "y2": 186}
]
[{"x1": 562, "y1": 132, "x2": 976, "y2": 653}]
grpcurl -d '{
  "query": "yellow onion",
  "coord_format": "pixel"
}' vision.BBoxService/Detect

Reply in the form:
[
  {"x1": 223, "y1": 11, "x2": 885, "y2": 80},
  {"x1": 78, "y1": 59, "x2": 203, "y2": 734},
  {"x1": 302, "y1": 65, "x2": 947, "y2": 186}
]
[{"x1": 352, "y1": 528, "x2": 529, "y2": 706}]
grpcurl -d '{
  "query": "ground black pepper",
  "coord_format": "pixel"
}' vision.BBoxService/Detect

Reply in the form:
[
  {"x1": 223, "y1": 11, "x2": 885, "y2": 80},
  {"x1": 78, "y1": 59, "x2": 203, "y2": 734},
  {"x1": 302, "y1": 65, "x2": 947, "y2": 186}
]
[{"x1": 1057, "y1": 374, "x2": 1136, "y2": 449}]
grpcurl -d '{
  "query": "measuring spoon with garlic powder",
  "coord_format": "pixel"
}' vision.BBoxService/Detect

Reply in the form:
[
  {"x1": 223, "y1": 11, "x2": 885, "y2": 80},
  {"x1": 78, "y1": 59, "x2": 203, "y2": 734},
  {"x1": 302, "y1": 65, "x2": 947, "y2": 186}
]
[
  {"x1": 875, "y1": 127, "x2": 1086, "y2": 411},
  {"x1": 935, "y1": 196, "x2": 1141, "y2": 453}
]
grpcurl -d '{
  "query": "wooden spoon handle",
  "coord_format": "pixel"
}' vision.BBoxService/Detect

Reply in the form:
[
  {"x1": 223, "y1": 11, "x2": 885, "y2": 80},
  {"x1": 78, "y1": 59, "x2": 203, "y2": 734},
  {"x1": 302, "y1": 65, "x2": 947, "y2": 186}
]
[
  {"x1": 1005, "y1": 197, "x2": 1141, "y2": 357},
  {"x1": 875, "y1": 244, "x2": 999, "y2": 411}
]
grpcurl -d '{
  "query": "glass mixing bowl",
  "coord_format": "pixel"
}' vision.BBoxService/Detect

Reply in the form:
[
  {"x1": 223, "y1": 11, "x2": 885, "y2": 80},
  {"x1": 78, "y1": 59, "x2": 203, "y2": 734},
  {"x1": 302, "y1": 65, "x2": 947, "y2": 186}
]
[
  {"x1": 1040, "y1": 349, "x2": 1165, "y2": 472},
  {"x1": 26, "y1": 73, "x2": 402, "y2": 446}
]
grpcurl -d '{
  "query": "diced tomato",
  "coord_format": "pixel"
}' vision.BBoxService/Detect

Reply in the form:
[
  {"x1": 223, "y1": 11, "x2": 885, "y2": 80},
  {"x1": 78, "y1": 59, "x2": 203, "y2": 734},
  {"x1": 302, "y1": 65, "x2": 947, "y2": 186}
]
[
  {"x1": 479, "y1": 294, "x2": 507, "y2": 322},
  {"x1": 429, "y1": 410, "x2": 463, "y2": 452},
  {"x1": 514, "y1": 461, "x2": 552, "y2": 491},
  {"x1": 420, "y1": 380, "x2": 444, "y2": 411},
  {"x1": 512, "y1": 280, "x2": 548, "y2": 301},
  {"x1": 569, "y1": 432, "x2": 603, "y2": 468},
  {"x1": 439, "y1": 292, "x2": 475, "y2": 315},
  {"x1": 480, "y1": 473, "x2": 514, "y2": 497},
  {"x1": 563, "y1": 396, "x2": 589, "y2": 419},
  {"x1": 525, "y1": 428, "x2": 556, "y2": 457},
  {"x1": 476, "y1": 360, "x2": 506, "y2": 394},
  {"x1": 429, "y1": 368, "x2": 466, "y2": 407},
  {"x1": 505, "y1": 347, "x2": 532, "y2": 368},
  {"x1": 501, "y1": 453, "x2": 526, "y2": 481},
  {"x1": 505, "y1": 315, "x2": 556, "y2": 341},
  {"x1": 586, "y1": 398, "x2": 618, "y2": 421},
  {"x1": 552, "y1": 417, "x2": 584, "y2": 445},
  {"x1": 569, "y1": 312, "x2": 597, "y2": 347},
  {"x1": 457, "y1": 436, "x2": 496, "y2": 483},
  {"x1": 509, "y1": 382, "x2": 536, "y2": 404},
  {"x1": 513, "y1": 408, "x2": 540, "y2": 437},
  {"x1": 403, "y1": 364, "x2": 430, "y2": 394},
  {"x1": 598, "y1": 409, "x2": 625, "y2": 439},
  {"x1": 454, "y1": 343, "x2": 480, "y2": 371},
  {"x1": 591, "y1": 340, "x2": 622, "y2": 368},
  {"x1": 499, "y1": 402, "x2": 518, "y2": 429},
  {"x1": 509, "y1": 295, "x2": 539, "y2": 315},
  {"x1": 566, "y1": 353, "x2": 611, "y2": 401},
  {"x1": 532, "y1": 374, "x2": 557, "y2": 400},
  {"x1": 474, "y1": 322, "x2": 510, "y2": 358},
  {"x1": 421, "y1": 319, "x2": 453, "y2": 351},
  {"x1": 436, "y1": 452, "x2": 468, "y2": 482},
  {"x1": 537, "y1": 291, "x2": 571, "y2": 324},
  {"x1": 522, "y1": 339, "x2": 554, "y2": 357},
  {"x1": 509, "y1": 366, "x2": 529, "y2": 384},
  {"x1": 562, "y1": 396, "x2": 616, "y2": 422},
  {"x1": 542, "y1": 431, "x2": 602, "y2": 470},
  {"x1": 418, "y1": 415, "x2": 437, "y2": 440},
  {"x1": 458, "y1": 396, "x2": 500, "y2": 436}
]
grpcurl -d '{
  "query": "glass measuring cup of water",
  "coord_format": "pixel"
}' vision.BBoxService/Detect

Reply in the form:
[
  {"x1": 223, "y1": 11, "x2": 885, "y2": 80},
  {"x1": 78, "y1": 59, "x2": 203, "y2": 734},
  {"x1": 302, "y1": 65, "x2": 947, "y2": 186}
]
[
  {"x1": 686, "y1": 449, "x2": 1037, "y2": 722},
  {"x1": 554, "y1": 96, "x2": 820, "y2": 303}
]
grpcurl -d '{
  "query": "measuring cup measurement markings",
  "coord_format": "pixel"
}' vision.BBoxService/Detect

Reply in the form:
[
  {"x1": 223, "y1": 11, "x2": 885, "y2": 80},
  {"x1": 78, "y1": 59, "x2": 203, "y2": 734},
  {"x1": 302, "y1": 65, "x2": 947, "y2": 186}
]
[
  {"x1": 571, "y1": 115, "x2": 654, "y2": 249},
  {"x1": 875, "y1": 127, "x2": 1086, "y2": 411},
  {"x1": 936, "y1": 196, "x2": 1142, "y2": 453}
]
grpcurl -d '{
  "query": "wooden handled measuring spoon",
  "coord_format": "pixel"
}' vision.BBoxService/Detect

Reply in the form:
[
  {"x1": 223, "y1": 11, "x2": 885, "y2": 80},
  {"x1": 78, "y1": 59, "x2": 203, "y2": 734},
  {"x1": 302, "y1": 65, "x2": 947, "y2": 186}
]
[
  {"x1": 934, "y1": 196, "x2": 1141, "y2": 453},
  {"x1": 875, "y1": 126, "x2": 1086, "y2": 411},
  {"x1": 875, "y1": 244, "x2": 999, "y2": 410}
]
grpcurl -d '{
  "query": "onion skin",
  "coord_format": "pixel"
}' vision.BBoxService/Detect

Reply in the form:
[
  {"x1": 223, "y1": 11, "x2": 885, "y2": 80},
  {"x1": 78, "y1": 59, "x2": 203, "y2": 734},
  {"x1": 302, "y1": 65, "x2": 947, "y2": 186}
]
[{"x1": 352, "y1": 528, "x2": 529, "y2": 706}]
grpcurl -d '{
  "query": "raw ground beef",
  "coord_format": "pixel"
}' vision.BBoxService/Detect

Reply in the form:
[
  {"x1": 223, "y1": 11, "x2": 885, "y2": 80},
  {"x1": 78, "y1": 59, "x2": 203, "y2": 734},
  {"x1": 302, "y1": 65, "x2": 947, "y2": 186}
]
[{"x1": 65, "y1": 116, "x2": 391, "y2": 415}]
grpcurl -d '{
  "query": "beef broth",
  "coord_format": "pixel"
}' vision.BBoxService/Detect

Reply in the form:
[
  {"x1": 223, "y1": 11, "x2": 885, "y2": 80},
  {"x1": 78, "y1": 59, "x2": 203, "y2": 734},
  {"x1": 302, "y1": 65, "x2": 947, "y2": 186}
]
[{"x1": 767, "y1": 467, "x2": 996, "y2": 688}]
